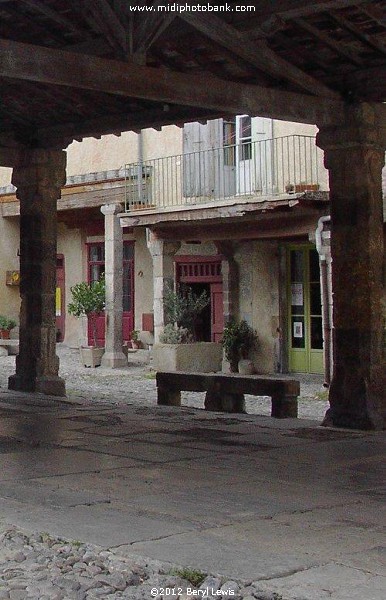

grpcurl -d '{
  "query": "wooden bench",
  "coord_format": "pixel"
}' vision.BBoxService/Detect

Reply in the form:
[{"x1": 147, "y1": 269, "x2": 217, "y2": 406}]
[{"x1": 156, "y1": 371, "x2": 299, "y2": 418}]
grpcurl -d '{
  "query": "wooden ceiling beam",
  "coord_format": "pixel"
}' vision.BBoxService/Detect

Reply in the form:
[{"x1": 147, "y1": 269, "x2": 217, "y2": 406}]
[
  {"x1": 0, "y1": 39, "x2": 345, "y2": 127},
  {"x1": 82, "y1": 0, "x2": 128, "y2": 57},
  {"x1": 245, "y1": 0, "x2": 373, "y2": 21},
  {"x1": 179, "y1": 12, "x2": 338, "y2": 98},
  {"x1": 330, "y1": 11, "x2": 386, "y2": 56},
  {"x1": 35, "y1": 107, "x2": 220, "y2": 147},
  {"x1": 134, "y1": 2, "x2": 176, "y2": 53},
  {"x1": 19, "y1": 0, "x2": 86, "y2": 37},
  {"x1": 294, "y1": 18, "x2": 363, "y2": 66}
]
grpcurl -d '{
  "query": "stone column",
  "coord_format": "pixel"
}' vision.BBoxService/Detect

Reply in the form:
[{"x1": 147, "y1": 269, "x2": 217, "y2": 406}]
[
  {"x1": 100, "y1": 204, "x2": 127, "y2": 368},
  {"x1": 9, "y1": 148, "x2": 66, "y2": 396},
  {"x1": 147, "y1": 234, "x2": 181, "y2": 343},
  {"x1": 216, "y1": 241, "x2": 239, "y2": 323},
  {"x1": 317, "y1": 103, "x2": 386, "y2": 430}
]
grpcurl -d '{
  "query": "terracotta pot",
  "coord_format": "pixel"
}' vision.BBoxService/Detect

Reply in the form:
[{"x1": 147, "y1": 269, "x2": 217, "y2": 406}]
[{"x1": 0, "y1": 329, "x2": 10, "y2": 340}]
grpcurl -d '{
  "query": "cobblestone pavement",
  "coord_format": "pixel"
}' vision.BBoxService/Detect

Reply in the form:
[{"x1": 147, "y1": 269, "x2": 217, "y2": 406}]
[
  {"x1": 0, "y1": 526, "x2": 294, "y2": 600},
  {"x1": 0, "y1": 345, "x2": 330, "y2": 421}
]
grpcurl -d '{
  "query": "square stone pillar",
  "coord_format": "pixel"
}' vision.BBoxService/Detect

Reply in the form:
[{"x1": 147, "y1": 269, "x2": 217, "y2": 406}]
[
  {"x1": 147, "y1": 234, "x2": 181, "y2": 343},
  {"x1": 215, "y1": 241, "x2": 239, "y2": 323},
  {"x1": 8, "y1": 148, "x2": 66, "y2": 396},
  {"x1": 100, "y1": 204, "x2": 127, "y2": 368},
  {"x1": 317, "y1": 103, "x2": 386, "y2": 430}
]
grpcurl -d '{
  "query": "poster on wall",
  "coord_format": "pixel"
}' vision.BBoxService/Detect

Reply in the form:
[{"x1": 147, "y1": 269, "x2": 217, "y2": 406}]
[
  {"x1": 293, "y1": 321, "x2": 303, "y2": 338},
  {"x1": 291, "y1": 283, "x2": 303, "y2": 306}
]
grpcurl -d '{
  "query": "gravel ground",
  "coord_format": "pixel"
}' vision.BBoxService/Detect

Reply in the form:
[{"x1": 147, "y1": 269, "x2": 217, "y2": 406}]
[{"x1": 0, "y1": 344, "x2": 329, "y2": 420}]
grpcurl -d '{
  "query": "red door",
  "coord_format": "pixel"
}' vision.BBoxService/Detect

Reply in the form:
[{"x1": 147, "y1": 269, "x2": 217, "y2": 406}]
[
  {"x1": 211, "y1": 282, "x2": 224, "y2": 342},
  {"x1": 56, "y1": 255, "x2": 65, "y2": 342}
]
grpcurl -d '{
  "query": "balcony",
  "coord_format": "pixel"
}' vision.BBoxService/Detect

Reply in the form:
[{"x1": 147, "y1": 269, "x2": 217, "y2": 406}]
[{"x1": 124, "y1": 135, "x2": 327, "y2": 213}]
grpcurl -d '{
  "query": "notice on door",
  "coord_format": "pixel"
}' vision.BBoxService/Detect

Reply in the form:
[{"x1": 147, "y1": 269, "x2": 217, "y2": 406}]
[
  {"x1": 293, "y1": 321, "x2": 303, "y2": 338},
  {"x1": 291, "y1": 283, "x2": 303, "y2": 306}
]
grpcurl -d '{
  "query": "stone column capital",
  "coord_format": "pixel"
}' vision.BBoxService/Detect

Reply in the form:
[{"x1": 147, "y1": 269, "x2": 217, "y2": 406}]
[
  {"x1": 317, "y1": 103, "x2": 386, "y2": 153},
  {"x1": 100, "y1": 203, "x2": 123, "y2": 216}
]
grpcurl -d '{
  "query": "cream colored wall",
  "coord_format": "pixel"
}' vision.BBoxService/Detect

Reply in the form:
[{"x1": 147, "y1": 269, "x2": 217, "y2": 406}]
[
  {"x1": 57, "y1": 223, "x2": 85, "y2": 348},
  {"x1": 177, "y1": 241, "x2": 217, "y2": 256},
  {"x1": 133, "y1": 229, "x2": 154, "y2": 342},
  {"x1": 271, "y1": 119, "x2": 329, "y2": 192},
  {"x1": 236, "y1": 240, "x2": 280, "y2": 373},
  {"x1": 66, "y1": 125, "x2": 182, "y2": 177},
  {"x1": 0, "y1": 167, "x2": 12, "y2": 187},
  {"x1": 0, "y1": 216, "x2": 21, "y2": 324}
]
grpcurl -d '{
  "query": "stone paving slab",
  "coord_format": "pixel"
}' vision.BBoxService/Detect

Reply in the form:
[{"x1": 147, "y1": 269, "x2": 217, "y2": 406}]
[{"x1": 0, "y1": 347, "x2": 384, "y2": 599}]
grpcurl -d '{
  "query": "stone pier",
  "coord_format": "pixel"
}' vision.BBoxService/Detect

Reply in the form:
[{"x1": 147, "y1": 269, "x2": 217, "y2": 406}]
[
  {"x1": 147, "y1": 236, "x2": 181, "y2": 343},
  {"x1": 100, "y1": 204, "x2": 127, "y2": 368},
  {"x1": 8, "y1": 148, "x2": 66, "y2": 396},
  {"x1": 317, "y1": 104, "x2": 386, "y2": 429}
]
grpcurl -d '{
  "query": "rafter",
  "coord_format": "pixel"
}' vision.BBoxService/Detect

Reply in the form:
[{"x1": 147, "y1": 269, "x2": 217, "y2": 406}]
[
  {"x1": 245, "y1": 0, "x2": 375, "y2": 21},
  {"x1": 81, "y1": 0, "x2": 128, "y2": 57},
  {"x1": 0, "y1": 38, "x2": 345, "y2": 128},
  {"x1": 19, "y1": 0, "x2": 86, "y2": 37},
  {"x1": 294, "y1": 18, "x2": 363, "y2": 66},
  {"x1": 179, "y1": 12, "x2": 338, "y2": 98},
  {"x1": 330, "y1": 11, "x2": 386, "y2": 56},
  {"x1": 134, "y1": 1, "x2": 176, "y2": 53}
]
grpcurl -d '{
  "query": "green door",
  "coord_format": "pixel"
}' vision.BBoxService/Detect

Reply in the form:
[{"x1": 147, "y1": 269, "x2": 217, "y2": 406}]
[{"x1": 288, "y1": 246, "x2": 324, "y2": 374}]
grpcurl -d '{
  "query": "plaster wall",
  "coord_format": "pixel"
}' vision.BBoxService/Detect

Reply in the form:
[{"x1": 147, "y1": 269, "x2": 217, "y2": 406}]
[
  {"x1": 236, "y1": 240, "x2": 280, "y2": 373},
  {"x1": 66, "y1": 125, "x2": 182, "y2": 178},
  {"x1": 272, "y1": 120, "x2": 329, "y2": 192},
  {"x1": 0, "y1": 167, "x2": 11, "y2": 187},
  {"x1": 57, "y1": 223, "x2": 84, "y2": 348},
  {"x1": 0, "y1": 216, "x2": 20, "y2": 323},
  {"x1": 132, "y1": 228, "x2": 154, "y2": 343},
  {"x1": 177, "y1": 241, "x2": 218, "y2": 256}
]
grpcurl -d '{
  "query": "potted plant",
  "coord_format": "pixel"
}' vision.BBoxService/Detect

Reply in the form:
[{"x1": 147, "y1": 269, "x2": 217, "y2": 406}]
[
  {"x1": 130, "y1": 329, "x2": 141, "y2": 350},
  {"x1": 222, "y1": 318, "x2": 259, "y2": 373},
  {"x1": 68, "y1": 278, "x2": 105, "y2": 367},
  {"x1": 0, "y1": 316, "x2": 17, "y2": 339},
  {"x1": 153, "y1": 285, "x2": 222, "y2": 372}
]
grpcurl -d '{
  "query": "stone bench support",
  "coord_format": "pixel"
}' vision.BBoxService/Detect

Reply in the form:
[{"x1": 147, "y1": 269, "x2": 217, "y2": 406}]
[{"x1": 156, "y1": 371, "x2": 299, "y2": 418}]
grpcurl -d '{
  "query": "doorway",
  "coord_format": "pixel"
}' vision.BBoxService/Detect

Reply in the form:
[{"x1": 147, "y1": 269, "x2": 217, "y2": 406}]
[
  {"x1": 56, "y1": 254, "x2": 65, "y2": 342},
  {"x1": 175, "y1": 256, "x2": 223, "y2": 342},
  {"x1": 287, "y1": 245, "x2": 324, "y2": 373},
  {"x1": 87, "y1": 241, "x2": 134, "y2": 346}
]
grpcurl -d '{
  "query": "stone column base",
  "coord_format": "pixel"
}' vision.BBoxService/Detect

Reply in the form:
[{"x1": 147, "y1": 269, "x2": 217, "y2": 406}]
[
  {"x1": 101, "y1": 351, "x2": 128, "y2": 368},
  {"x1": 9, "y1": 374, "x2": 66, "y2": 397}
]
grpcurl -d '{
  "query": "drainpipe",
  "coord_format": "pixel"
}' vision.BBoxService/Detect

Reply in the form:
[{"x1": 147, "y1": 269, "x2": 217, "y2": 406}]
[{"x1": 315, "y1": 215, "x2": 332, "y2": 386}]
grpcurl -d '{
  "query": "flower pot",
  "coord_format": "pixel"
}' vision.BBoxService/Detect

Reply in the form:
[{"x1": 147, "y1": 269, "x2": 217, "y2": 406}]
[
  {"x1": 80, "y1": 346, "x2": 104, "y2": 368},
  {"x1": 238, "y1": 359, "x2": 256, "y2": 375},
  {"x1": 0, "y1": 329, "x2": 10, "y2": 340}
]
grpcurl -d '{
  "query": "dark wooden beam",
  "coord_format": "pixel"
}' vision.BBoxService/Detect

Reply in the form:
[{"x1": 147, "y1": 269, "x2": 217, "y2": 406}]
[
  {"x1": 0, "y1": 39, "x2": 345, "y2": 126},
  {"x1": 179, "y1": 12, "x2": 338, "y2": 98},
  {"x1": 19, "y1": 0, "x2": 86, "y2": 37},
  {"x1": 0, "y1": 147, "x2": 20, "y2": 168},
  {"x1": 35, "y1": 107, "x2": 220, "y2": 147},
  {"x1": 245, "y1": 0, "x2": 373, "y2": 21},
  {"x1": 330, "y1": 11, "x2": 386, "y2": 56},
  {"x1": 294, "y1": 18, "x2": 363, "y2": 66},
  {"x1": 134, "y1": 1, "x2": 176, "y2": 53},
  {"x1": 82, "y1": 0, "x2": 128, "y2": 57}
]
